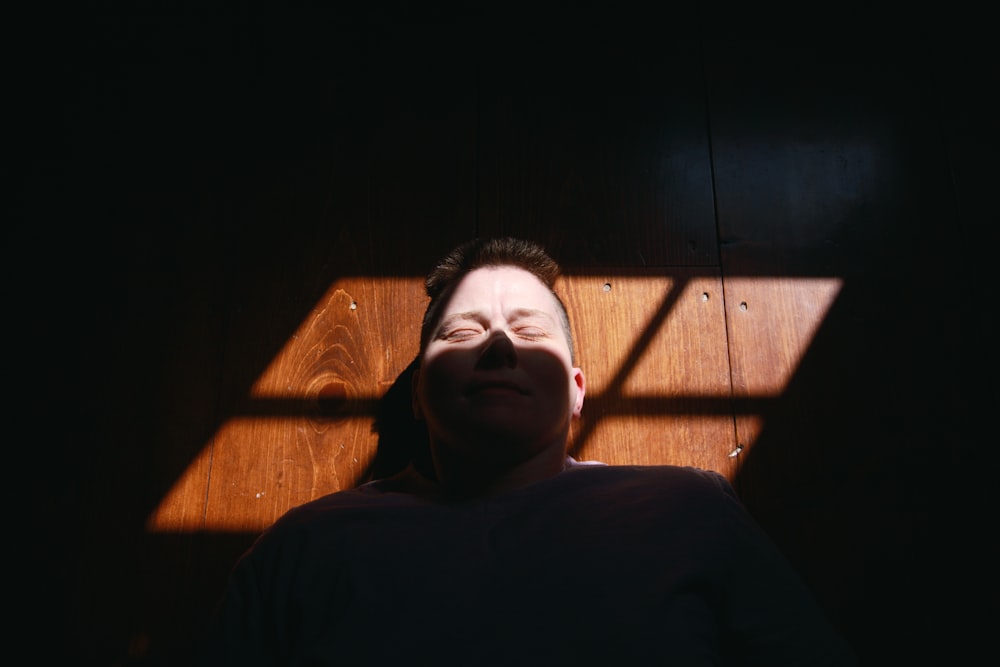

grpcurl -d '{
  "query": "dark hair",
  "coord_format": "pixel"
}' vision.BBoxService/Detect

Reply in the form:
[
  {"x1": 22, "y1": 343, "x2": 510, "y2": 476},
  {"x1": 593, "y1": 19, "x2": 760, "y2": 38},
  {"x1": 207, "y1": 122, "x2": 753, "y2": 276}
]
[{"x1": 419, "y1": 237, "x2": 575, "y2": 360}]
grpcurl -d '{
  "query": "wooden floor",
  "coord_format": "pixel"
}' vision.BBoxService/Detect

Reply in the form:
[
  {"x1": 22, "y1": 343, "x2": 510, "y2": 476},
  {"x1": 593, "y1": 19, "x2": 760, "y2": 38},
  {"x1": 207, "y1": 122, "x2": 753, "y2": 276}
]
[{"x1": 20, "y1": 7, "x2": 990, "y2": 665}]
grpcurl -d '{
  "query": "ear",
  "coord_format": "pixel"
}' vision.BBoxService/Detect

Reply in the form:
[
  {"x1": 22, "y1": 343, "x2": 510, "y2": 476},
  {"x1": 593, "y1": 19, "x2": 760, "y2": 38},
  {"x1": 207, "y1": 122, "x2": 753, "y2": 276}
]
[
  {"x1": 411, "y1": 364, "x2": 423, "y2": 421},
  {"x1": 571, "y1": 367, "x2": 586, "y2": 417}
]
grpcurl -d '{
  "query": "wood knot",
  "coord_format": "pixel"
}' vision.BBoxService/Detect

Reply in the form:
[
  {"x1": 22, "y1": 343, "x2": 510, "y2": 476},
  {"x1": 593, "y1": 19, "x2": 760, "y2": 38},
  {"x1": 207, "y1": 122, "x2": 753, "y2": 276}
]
[{"x1": 317, "y1": 380, "x2": 348, "y2": 413}]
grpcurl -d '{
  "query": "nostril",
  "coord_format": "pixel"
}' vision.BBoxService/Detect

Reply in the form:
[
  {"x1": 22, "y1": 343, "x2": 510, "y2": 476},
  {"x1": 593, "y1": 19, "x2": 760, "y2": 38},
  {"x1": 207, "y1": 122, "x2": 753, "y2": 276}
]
[{"x1": 478, "y1": 332, "x2": 518, "y2": 367}]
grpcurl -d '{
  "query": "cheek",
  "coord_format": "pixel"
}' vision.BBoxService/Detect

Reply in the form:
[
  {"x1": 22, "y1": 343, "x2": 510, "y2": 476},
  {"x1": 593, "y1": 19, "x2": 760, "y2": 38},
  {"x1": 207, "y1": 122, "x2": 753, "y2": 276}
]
[
  {"x1": 522, "y1": 350, "x2": 575, "y2": 394},
  {"x1": 418, "y1": 350, "x2": 471, "y2": 400}
]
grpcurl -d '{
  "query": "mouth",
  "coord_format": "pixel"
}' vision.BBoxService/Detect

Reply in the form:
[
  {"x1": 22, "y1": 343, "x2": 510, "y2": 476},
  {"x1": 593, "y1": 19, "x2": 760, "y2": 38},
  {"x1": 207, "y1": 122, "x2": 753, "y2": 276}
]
[{"x1": 468, "y1": 380, "x2": 528, "y2": 396}]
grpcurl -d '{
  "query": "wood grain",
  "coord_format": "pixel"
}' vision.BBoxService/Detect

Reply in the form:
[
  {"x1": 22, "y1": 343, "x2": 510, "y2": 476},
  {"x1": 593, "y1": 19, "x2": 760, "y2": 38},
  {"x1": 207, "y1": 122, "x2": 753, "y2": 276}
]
[
  {"x1": 561, "y1": 271, "x2": 736, "y2": 477},
  {"x1": 184, "y1": 278, "x2": 425, "y2": 532}
]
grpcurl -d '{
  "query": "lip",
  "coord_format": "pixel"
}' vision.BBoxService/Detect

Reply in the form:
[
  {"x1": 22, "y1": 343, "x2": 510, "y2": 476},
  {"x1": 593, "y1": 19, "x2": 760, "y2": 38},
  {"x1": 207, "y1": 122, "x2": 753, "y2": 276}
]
[{"x1": 467, "y1": 380, "x2": 528, "y2": 395}]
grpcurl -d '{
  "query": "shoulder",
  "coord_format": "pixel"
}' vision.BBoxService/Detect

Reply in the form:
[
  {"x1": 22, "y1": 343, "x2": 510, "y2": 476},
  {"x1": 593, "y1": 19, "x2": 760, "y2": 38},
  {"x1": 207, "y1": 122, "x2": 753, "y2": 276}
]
[
  {"x1": 537, "y1": 463, "x2": 747, "y2": 523},
  {"x1": 243, "y1": 482, "x2": 421, "y2": 549},
  {"x1": 564, "y1": 462, "x2": 736, "y2": 495}
]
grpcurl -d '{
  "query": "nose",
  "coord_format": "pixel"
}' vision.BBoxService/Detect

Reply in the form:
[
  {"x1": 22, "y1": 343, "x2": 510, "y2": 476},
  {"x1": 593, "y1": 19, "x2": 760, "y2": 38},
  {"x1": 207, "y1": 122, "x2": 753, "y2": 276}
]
[{"x1": 477, "y1": 331, "x2": 517, "y2": 368}]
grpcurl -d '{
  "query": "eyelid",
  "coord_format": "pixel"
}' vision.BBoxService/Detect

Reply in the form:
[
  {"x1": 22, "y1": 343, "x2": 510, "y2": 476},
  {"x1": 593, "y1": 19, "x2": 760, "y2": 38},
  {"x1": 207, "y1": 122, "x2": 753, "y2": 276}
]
[
  {"x1": 435, "y1": 312, "x2": 553, "y2": 341},
  {"x1": 438, "y1": 322, "x2": 484, "y2": 340}
]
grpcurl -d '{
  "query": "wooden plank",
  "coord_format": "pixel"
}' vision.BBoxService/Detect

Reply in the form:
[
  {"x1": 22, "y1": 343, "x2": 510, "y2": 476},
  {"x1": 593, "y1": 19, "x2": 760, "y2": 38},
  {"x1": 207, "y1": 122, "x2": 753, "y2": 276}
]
[
  {"x1": 722, "y1": 277, "x2": 842, "y2": 466},
  {"x1": 706, "y1": 38, "x2": 962, "y2": 496},
  {"x1": 705, "y1": 38, "x2": 967, "y2": 663},
  {"x1": 65, "y1": 13, "x2": 480, "y2": 663},
  {"x1": 197, "y1": 21, "x2": 479, "y2": 532},
  {"x1": 346, "y1": 21, "x2": 481, "y2": 273},
  {"x1": 560, "y1": 270, "x2": 736, "y2": 477},
  {"x1": 202, "y1": 277, "x2": 425, "y2": 532},
  {"x1": 477, "y1": 36, "x2": 716, "y2": 267}
]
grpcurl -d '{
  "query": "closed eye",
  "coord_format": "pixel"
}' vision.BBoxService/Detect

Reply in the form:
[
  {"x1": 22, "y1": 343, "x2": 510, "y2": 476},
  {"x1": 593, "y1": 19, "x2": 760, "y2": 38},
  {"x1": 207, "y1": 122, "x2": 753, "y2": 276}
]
[
  {"x1": 441, "y1": 327, "x2": 483, "y2": 341},
  {"x1": 513, "y1": 326, "x2": 547, "y2": 339}
]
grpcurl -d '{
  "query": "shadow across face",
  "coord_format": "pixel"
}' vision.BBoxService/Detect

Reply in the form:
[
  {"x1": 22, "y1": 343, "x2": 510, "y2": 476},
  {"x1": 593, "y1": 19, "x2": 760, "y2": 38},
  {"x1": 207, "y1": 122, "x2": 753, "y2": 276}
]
[
  {"x1": 414, "y1": 340, "x2": 583, "y2": 468},
  {"x1": 368, "y1": 336, "x2": 584, "y2": 484}
]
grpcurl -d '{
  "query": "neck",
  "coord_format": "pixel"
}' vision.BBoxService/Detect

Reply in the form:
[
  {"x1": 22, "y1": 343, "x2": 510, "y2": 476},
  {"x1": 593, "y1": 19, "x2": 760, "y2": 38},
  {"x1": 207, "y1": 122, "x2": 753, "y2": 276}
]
[{"x1": 429, "y1": 439, "x2": 569, "y2": 501}]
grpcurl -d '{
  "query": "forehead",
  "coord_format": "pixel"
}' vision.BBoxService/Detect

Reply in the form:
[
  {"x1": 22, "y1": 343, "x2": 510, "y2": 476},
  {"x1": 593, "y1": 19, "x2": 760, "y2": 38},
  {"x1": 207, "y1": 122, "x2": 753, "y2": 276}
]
[{"x1": 444, "y1": 266, "x2": 559, "y2": 312}]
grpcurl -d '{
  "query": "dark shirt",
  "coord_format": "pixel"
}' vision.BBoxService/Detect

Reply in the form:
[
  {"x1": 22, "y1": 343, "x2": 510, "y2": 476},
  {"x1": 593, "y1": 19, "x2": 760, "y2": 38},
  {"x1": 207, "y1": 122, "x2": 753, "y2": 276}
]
[{"x1": 199, "y1": 461, "x2": 857, "y2": 665}]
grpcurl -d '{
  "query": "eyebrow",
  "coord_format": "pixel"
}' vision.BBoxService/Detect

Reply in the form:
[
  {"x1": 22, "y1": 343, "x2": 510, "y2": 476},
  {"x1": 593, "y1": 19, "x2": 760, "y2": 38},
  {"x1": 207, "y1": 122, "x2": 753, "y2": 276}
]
[
  {"x1": 437, "y1": 308, "x2": 556, "y2": 332},
  {"x1": 507, "y1": 307, "x2": 556, "y2": 324}
]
